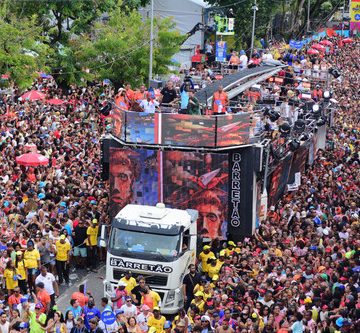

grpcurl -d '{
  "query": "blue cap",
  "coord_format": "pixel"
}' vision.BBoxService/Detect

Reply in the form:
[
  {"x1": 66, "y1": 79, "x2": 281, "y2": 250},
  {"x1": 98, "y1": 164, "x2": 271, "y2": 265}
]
[
  {"x1": 336, "y1": 317, "x2": 344, "y2": 327},
  {"x1": 39, "y1": 181, "x2": 46, "y2": 188},
  {"x1": 20, "y1": 297, "x2": 28, "y2": 303},
  {"x1": 115, "y1": 309, "x2": 124, "y2": 315},
  {"x1": 240, "y1": 50, "x2": 245, "y2": 55},
  {"x1": 90, "y1": 200, "x2": 97, "y2": 205},
  {"x1": 164, "y1": 321, "x2": 172, "y2": 329},
  {"x1": 38, "y1": 193, "x2": 45, "y2": 199},
  {"x1": 19, "y1": 322, "x2": 29, "y2": 329},
  {"x1": 3, "y1": 201, "x2": 9, "y2": 207},
  {"x1": 60, "y1": 202, "x2": 66, "y2": 207}
]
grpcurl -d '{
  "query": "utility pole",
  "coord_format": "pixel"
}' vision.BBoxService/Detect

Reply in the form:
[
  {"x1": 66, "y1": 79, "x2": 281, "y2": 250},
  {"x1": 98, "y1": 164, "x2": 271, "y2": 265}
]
[
  {"x1": 307, "y1": 0, "x2": 311, "y2": 34},
  {"x1": 250, "y1": 0, "x2": 258, "y2": 59},
  {"x1": 341, "y1": 0, "x2": 345, "y2": 37},
  {"x1": 149, "y1": 0, "x2": 154, "y2": 86}
]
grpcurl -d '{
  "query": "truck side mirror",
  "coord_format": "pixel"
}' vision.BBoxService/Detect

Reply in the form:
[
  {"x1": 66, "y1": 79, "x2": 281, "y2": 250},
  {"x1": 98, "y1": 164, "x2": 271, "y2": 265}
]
[{"x1": 99, "y1": 224, "x2": 109, "y2": 248}]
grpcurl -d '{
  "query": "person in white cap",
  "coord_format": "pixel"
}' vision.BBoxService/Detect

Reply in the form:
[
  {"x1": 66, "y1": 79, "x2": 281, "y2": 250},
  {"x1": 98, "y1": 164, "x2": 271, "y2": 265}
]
[
  {"x1": 111, "y1": 281, "x2": 128, "y2": 310},
  {"x1": 200, "y1": 315, "x2": 213, "y2": 333}
]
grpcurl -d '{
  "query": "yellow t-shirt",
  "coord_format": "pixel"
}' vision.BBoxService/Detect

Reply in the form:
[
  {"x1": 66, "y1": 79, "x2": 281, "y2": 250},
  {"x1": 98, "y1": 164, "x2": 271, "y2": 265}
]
[
  {"x1": 4, "y1": 268, "x2": 18, "y2": 290},
  {"x1": 274, "y1": 248, "x2": 283, "y2": 257},
  {"x1": 207, "y1": 260, "x2": 223, "y2": 278},
  {"x1": 149, "y1": 290, "x2": 161, "y2": 308},
  {"x1": 120, "y1": 276, "x2": 137, "y2": 294},
  {"x1": 198, "y1": 251, "x2": 214, "y2": 273},
  {"x1": 24, "y1": 249, "x2": 40, "y2": 269},
  {"x1": 87, "y1": 226, "x2": 99, "y2": 246},
  {"x1": 15, "y1": 261, "x2": 27, "y2": 280},
  {"x1": 56, "y1": 241, "x2": 71, "y2": 261},
  {"x1": 190, "y1": 299, "x2": 205, "y2": 313},
  {"x1": 148, "y1": 315, "x2": 166, "y2": 333}
]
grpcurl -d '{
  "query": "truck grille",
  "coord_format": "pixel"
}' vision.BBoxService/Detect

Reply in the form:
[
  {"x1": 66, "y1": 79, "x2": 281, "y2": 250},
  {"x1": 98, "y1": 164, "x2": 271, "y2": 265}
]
[{"x1": 113, "y1": 269, "x2": 168, "y2": 287}]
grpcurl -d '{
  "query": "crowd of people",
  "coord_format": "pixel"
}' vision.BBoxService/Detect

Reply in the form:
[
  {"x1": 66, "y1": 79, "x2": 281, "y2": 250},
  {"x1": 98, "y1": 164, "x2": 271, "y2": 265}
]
[{"x1": 0, "y1": 34, "x2": 358, "y2": 333}]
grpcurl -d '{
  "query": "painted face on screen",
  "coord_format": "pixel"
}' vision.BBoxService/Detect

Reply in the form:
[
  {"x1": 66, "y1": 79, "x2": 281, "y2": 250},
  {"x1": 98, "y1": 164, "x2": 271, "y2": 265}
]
[
  {"x1": 109, "y1": 150, "x2": 140, "y2": 216},
  {"x1": 191, "y1": 190, "x2": 226, "y2": 239},
  {"x1": 196, "y1": 203, "x2": 223, "y2": 239},
  {"x1": 112, "y1": 111, "x2": 122, "y2": 137}
]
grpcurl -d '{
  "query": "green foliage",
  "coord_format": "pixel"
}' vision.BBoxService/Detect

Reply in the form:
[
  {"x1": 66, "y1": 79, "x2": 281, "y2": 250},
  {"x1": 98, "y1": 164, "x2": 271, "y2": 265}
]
[
  {"x1": 0, "y1": 12, "x2": 50, "y2": 89},
  {"x1": 206, "y1": 0, "x2": 341, "y2": 44},
  {"x1": 7, "y1": 0, "x2": 117, "y2": 45},
  {"x1": 74, "y1": 3, "x2": 184, "y2": 86},
  {"x1": 320, "y1": 1, "x2": 333, "y2": 13},
  {"x1": 207, "y1": 0, "x2": 281, "y2": 48}
]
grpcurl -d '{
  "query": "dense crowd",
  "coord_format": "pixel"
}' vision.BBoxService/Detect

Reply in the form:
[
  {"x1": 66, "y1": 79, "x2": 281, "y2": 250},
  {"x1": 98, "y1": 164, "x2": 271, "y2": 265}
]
[{"x1": 0, "y1": 35, "x2": 358, "y2": 333}]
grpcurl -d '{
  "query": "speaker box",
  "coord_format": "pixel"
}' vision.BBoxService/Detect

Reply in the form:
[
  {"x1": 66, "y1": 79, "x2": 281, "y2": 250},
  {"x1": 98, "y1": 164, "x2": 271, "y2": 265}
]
[{"x1": 100, "y1": 136, "x2": 111, "y2": 180}]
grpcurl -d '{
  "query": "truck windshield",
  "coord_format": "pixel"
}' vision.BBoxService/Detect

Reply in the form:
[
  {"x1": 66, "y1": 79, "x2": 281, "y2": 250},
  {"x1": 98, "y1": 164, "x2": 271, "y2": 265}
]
[{"x1": 109, "y1": 228, "x2": 180, "y2": 259}]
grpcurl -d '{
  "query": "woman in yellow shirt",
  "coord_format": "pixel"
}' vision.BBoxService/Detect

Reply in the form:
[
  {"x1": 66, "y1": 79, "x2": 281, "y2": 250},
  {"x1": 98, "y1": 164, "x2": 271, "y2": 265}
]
[
  {"x1": 190, "y1": 292, "x2": 205, "y2": 313},
  {"x1": 207, "y1": 258, "x2": 223, "y2": 279},
  {"x1": 15, "y1": 251, "x2": 27, "y2": 294},
  {"x1": 4, "y1": 261, "x2": 18, "y2": 294}
]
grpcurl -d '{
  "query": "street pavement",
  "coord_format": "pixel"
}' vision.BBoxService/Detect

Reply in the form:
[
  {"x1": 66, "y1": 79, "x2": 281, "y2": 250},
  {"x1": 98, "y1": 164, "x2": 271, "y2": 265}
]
[{"x1": 57, "y1": 265, "x2": 106, "y2": 311}]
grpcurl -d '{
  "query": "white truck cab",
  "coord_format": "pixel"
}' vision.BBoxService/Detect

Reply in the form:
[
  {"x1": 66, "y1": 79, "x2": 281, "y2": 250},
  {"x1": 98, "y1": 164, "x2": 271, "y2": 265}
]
[{"x1": 103, "y1": 203, "x2": 198, "y2": 314}]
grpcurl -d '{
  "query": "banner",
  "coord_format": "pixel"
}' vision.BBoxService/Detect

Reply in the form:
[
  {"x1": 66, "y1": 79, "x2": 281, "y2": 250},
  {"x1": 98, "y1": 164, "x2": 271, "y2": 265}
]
[
  {"x1": 215, "y1": 41, "x2": 227, "y2": 62},
  {"x1": 316, "y1": 125, "x2": 326, "y2": 152},
  {"x1": 227, "y1": 147, "x2": 256, "y2": 239},
  {"x1": 287, "y1": 145, "x2": 309, "y2": 184},
  {"x1": 268, "y1": 153, "x2": 293, "y2": 206},
  {"x1": 289, "y1": 39, "x2": 304, "y2": 49},
  {"x1": 350, "y1": 0, "x2": 360, "y2": 33}
]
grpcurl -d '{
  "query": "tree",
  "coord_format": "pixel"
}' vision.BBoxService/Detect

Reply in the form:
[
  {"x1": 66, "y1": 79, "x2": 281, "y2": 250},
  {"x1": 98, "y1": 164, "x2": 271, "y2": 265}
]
[
  {"x1": 207, "y1": 0, "x2": 282, "y2": 49},
  {"x1": 0, "y1": 10, "x2": 50, "y2": 89},
  {"x1": 206, "y1": 0, "x2": 341, "y2": 45},
  {"x1": 7, "y1": 0, "x2": 118, "y2": 45},
  {"x1": 74, "y1": 1, "x2": 184, "y2": 86}
]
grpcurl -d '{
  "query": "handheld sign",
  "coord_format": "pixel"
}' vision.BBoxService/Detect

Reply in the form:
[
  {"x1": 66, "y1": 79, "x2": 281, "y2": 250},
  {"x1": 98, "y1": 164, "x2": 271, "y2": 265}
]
[{"x1": 101, "y1": 311, "x2": 116, "y2": 325}]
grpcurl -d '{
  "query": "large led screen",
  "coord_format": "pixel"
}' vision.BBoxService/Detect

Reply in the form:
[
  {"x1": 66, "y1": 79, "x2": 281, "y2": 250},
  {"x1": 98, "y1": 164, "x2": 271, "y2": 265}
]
[
  {"x1": 216, "y1": 114, "x2": 250, "y2": 146},
  {"x1": 161, "y1": 114, "x2": 216, "y2": 147},
  {"x1": 162, "y1": 151, "x2": 229, "y2": 240},
  {"x1": 109, "y1": 147, "x2": 159, "y2": 219}
]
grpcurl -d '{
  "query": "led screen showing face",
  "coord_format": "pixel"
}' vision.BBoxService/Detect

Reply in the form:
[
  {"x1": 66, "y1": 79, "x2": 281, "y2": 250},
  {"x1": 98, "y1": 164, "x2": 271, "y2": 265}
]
[
  {"x1": 162, "y1": 151, "x2": 229, "y2": 240},
  {"x1": 109, "y1": 148, "x2": 159, "y2": 219}
]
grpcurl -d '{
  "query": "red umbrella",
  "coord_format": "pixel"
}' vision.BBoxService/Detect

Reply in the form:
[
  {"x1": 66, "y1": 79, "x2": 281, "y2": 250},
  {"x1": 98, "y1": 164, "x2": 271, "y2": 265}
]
[
  {"x1": 16, "y1": 153, "x2": 49, "y2": 167},
  {"x1": 312, "y1": 43, "x2": 325, "y2": 51},
  {"x1": 47, "y1": 98, "x2": 65, "y2": 105},
  {"x1": 342, "y1": 38, "x2": 353, "y2": 44},
  {"x1": 320, "y1": 40, "x2": 332, "y2": 46},
  {"x1": 20, "y1": 90, "x2": 45, "y2": 101},
  {"x1": 307, "y1": 48, "x2": 319, "y2": 55}
]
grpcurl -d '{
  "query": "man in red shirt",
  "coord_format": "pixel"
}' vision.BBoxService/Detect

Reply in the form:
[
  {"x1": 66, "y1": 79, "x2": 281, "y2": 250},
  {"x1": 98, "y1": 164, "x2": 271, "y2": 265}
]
[
  {"x1": 35, "y1": 282, "x2": 51, "y2": 314},
  {"x1": 8, "y1": 287, "x2": 23, "y2": 315},
  {"x1": 71, "y1": 284, "x2": 89, "y2": 307}
]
